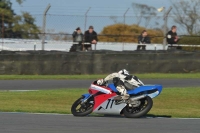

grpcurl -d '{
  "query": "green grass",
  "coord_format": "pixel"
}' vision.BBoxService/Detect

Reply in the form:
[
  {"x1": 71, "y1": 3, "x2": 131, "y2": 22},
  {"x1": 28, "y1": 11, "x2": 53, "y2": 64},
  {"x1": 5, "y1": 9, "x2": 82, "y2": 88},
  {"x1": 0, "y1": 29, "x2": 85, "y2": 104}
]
[
  {"x1": 149, "y1": 88, "x2": 200, "y2": 118},
  {"x1": 0, "y1": 89, "x2": 86, "y2": 114},
  {"x1": 0, "y1": 88, "x2": 200, "y2": 118},
  {"x1": 0, "y1": 73, "x2": 200, "y2": 80}
]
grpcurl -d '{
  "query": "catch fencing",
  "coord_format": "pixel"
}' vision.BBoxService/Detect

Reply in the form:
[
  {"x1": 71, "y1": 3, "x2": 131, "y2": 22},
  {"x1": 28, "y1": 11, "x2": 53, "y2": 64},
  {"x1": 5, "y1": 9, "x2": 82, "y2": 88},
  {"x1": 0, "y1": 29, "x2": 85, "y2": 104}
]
[{"x1": 1, "y1": 5, "x2": 200, "y2": 51}]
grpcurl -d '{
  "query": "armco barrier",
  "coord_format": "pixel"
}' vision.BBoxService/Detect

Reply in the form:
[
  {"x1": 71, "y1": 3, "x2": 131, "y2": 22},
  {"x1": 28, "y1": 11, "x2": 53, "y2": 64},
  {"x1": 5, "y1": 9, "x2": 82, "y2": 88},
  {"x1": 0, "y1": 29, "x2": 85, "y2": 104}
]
[{"x1": 0, "y1": 50, "x2": 199, "y2": 74}]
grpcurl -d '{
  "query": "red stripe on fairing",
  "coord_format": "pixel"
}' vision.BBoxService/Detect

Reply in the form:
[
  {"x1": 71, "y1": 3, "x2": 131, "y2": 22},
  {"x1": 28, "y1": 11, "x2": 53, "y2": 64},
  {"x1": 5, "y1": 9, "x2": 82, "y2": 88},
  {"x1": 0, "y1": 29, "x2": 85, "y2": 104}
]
[
  {"x1": 88, "y1": 84, "x2": 117, "y2": 111},
  {"x1": 89, "y1": 84, "x2": 113, "y2": 95},
  {"x1": 93, "y1": 93, "x2": 117, "y2": 111},
  {"x1": 89, "y1": 88, "x2": 99, "y2": 94}
]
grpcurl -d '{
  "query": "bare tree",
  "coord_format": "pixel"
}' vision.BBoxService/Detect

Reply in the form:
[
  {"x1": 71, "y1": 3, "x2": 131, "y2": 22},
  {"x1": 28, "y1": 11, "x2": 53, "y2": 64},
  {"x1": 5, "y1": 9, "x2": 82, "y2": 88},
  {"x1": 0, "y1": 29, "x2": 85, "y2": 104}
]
[
  {"x1": 171, "y1": 0, "x2": 200, "y2": 35},
  {"x1": 132, "y1": 3, "x2": 157, "y2": 27},
  {"x1": 110, "y1": 16, "x2": 120, "y2": 24}
]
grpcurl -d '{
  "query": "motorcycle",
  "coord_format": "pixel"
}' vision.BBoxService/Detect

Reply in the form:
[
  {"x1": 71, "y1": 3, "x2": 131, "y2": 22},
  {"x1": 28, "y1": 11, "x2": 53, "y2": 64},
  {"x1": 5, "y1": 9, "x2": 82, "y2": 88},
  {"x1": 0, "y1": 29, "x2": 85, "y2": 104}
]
[{"x1": 71, "y1": 78, "x2": 162, "y2": 118}]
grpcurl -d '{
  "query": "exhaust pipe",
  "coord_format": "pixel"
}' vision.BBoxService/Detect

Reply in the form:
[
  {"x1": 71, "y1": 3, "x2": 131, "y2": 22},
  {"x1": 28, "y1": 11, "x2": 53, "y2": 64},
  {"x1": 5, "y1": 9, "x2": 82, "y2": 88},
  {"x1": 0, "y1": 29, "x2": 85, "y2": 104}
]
[{"x1": 130, "y1": 94, "x2": 147, "y2": 101}]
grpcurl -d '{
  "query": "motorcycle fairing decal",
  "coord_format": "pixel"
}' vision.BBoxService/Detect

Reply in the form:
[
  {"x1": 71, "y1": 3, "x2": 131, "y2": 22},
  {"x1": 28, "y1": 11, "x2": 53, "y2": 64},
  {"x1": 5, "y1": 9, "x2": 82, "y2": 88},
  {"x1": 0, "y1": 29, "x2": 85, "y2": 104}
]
[
  {"x1": 90, "y1": 84, "x2": 112, "y2": 94},
  {"x1": 148, "y1": 91, "x2": 159, "y2": 98},
  {"x1": 93, "y1": 96, "x2": 126, "y2": 115},
  {"x1": 82, "y1": 93, "x2": 91, "y2": 101},
  {"x1": 93, "y1": 93, "x2": 117, "y2": 111},
  {"x1": 108, "y1": 84, "x2": 118, "y2": 92},
  {"x1": 89, "y1": 88, "x2": 99, "y2": 95},
  {"x1": 127, "y1": 85, "x2": 163, "y2": 95},
  {"x1": 108, "y1": 84, "x2": 163, "y2": 96}
]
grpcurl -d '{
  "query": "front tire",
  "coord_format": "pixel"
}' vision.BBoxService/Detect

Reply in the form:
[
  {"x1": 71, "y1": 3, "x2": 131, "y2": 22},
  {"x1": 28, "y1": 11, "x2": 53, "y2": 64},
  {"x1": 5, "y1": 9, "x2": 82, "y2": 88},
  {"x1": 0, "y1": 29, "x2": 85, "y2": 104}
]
[
  {"x1": 71, "y1": 96, "x2": 94, "y2": 116},
  {"x1": 123, "y1": 96, "x2": 153, "y2": 118}
]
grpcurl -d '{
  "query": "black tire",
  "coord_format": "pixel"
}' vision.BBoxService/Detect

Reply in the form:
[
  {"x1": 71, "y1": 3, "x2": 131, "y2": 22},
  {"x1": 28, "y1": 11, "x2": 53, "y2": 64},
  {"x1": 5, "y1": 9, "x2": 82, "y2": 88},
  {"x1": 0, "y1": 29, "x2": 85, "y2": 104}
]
[
  {"x1": 123, "y1": 96, "x2": 153, "y2": 118},
  {"x1": 71, "y1": 96, "x2": 94, "y2": 116}
]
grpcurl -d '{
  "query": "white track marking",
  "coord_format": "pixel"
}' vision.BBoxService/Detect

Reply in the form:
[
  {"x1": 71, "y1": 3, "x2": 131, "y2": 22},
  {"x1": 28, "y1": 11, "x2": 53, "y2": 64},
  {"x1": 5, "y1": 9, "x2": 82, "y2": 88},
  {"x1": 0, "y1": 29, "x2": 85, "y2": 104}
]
[
  {"x1": 0, "y1": 90, "x2": 39, "y2": 92},
  {"x1": 0, "y1": 112, "x2": 72, "y2": 116}
]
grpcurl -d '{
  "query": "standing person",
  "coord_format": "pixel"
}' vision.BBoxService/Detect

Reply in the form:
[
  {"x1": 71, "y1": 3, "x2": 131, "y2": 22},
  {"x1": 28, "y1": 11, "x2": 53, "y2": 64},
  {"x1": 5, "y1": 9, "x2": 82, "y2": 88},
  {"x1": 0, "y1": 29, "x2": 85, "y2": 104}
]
[
  {"x1": 137, "y1": 30, "x2": 151, "y2": 50},
  {"x1": 166, "y1": 25, "x2": 179, "y2": 45},
  {"x1": 70, "y1": 27, "x2": 83, "y2": 52},
  {"x1": 84, "y1": 26, "x2": 98, "y2": 51}
]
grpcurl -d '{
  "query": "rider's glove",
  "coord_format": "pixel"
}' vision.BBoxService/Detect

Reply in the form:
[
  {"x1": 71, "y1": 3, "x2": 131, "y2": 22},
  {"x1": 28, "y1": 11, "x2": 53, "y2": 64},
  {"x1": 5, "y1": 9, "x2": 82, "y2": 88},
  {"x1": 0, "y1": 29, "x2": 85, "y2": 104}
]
[{"x1": 97, "y1": 79, "x2": 105, "y2": 85}]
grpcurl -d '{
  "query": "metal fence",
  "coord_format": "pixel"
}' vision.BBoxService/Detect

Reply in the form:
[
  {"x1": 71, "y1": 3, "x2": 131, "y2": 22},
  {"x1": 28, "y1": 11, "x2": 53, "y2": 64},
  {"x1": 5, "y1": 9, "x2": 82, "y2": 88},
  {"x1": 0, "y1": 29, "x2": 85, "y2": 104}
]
[{"x1": 1, "y1": 5, "x2": 200, "y2": 51}]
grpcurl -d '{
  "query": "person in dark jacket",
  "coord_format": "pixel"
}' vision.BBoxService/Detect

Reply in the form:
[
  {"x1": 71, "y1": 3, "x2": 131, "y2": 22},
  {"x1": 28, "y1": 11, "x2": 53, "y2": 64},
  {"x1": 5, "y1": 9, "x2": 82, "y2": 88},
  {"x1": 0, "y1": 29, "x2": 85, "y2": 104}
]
[
  {"x1": 166, "y1": 25, "x2": 179, "y2": 45},
  {"x1": 137, "y1": 30, "x2": 151, "y2": 50},
  {"x1": 84, "y1": 26, "x2": 98, "y2": 51},
  {"x1": 70, "y1": 27, "x2": 83, "y2": 52}
]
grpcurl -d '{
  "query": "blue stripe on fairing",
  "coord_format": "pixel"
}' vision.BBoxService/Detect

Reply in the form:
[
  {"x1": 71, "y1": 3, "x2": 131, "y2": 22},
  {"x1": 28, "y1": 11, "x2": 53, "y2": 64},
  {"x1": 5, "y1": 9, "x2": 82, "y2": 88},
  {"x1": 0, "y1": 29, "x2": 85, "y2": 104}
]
[
  {"x1": 82, "y1": 93, "x2": 91, "y2": 100},
  {"x1": 108, "y1": 84, "x2": 118, "y2": 92},
  {"x1": 127, "y1": 85, "x2": 162, "y2": 95},
  {"x1": 108, "y1": 84, "x2": 163, "y2": 96}
]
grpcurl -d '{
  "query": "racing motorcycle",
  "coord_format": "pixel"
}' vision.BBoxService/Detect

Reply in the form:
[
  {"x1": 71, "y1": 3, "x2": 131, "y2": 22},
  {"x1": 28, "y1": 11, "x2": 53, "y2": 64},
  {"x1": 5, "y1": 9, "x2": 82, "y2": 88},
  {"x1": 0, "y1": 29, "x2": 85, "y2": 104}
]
[{"x1": 71, "y1": 78, "x2": 162, "y2": 118}]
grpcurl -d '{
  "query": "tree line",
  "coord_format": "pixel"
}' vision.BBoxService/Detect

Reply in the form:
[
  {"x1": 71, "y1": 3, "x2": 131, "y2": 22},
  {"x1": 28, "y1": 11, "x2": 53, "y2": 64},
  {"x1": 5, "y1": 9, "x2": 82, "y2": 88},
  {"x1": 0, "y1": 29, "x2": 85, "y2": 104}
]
[{"x1": 0, "y1": 0, "x2": 39, "y2": 39}]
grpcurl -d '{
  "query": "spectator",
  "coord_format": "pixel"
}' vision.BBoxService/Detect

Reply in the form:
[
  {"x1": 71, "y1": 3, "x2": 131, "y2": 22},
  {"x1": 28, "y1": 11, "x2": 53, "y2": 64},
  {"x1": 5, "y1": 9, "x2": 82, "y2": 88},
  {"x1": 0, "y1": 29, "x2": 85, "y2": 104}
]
[
  {"x1": 166, "y1": 25, "x2": 179, "y2": 45},
  {"x1": 84, "y1": 26, "x2": 98, "y2": 51},
  {"x1": 70, "y1": 27, "x2": 83, "y2": 52},
  {"x1": 137, "y1": 30, "x2": 151, "y2": 50}
]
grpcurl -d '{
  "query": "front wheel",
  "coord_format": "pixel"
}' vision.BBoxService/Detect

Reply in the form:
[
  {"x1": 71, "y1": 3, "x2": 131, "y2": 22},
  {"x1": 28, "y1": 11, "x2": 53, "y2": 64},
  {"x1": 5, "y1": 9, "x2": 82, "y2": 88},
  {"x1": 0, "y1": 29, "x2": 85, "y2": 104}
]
[
  {"x1": 123, "y1": 96, "x2": 153, "y2": 118},
  {"x1": 71, "y1": 96, "x2": 94, "y2": 116}
]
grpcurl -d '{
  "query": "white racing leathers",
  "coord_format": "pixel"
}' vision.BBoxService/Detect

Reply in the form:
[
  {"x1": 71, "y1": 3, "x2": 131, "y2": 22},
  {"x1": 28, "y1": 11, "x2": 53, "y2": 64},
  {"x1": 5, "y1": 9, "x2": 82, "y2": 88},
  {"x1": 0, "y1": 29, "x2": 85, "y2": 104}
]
[{"x1": 104, "y1": 73, "x2": 144, "y2": 99}]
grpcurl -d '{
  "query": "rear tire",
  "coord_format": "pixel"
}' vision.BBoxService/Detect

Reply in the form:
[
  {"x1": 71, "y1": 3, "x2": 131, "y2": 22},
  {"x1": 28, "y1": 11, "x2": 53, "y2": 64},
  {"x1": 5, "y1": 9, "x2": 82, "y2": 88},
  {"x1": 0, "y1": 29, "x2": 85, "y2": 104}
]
[
  {"x1": 123, "y1": 96, "x2": 153, "y2": 118},
  {"x1": 71, "y1": 96, "x2": 94, "y2": 116}
]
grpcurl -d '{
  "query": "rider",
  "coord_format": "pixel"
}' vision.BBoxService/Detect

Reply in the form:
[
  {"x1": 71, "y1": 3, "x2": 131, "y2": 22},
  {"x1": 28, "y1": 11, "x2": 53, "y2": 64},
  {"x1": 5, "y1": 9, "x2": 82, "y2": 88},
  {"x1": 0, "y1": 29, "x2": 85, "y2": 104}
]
[{"x1": 97, "y1": 69, "x2": 144, "y2": 100}]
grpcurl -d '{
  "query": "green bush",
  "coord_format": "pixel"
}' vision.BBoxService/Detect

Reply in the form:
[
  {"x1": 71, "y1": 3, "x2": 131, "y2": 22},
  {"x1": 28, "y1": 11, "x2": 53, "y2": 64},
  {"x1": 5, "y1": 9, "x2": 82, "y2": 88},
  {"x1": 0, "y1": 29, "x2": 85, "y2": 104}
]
[
  {"x1": 179, "y1": 36, "x2": 200, "y2": 45},
  {"x1": 99, "y1": 24, "x2": 163, "y2": 43}
]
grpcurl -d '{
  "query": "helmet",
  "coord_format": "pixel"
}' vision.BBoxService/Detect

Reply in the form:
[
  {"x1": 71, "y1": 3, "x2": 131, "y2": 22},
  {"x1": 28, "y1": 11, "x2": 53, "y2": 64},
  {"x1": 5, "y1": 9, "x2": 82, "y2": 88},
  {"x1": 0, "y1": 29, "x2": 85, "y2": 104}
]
[{"x1": 118, "y1": 69, "x2": 129, "y2": 75}]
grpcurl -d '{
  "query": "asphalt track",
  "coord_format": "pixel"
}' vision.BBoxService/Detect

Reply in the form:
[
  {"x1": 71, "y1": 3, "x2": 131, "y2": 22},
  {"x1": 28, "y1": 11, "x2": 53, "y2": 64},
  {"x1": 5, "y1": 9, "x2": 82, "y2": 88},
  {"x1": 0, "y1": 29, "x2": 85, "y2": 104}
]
[
  {"x1": 0, "y1": 79, "x2": 200, "y2": 90},
  {"x1": 0, "y1": 113, "x2": 200, "y2": 133},
  {"x1": 1, "y1": 79, "x2": 200, "y2": 133}
]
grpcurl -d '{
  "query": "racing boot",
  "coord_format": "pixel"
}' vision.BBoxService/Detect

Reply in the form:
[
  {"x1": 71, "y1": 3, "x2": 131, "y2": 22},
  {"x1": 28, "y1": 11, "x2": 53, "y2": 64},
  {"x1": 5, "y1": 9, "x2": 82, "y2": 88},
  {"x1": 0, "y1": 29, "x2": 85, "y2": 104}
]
[
  {"x1": 121, "y1": 94, "x2": 130, "y2": 100},
  {"x1": 114, "y1": 94, "x2": 130, "y2": 105},
  {"x1": 114, "y1": 95, "x2": 122, "y2": 101}
]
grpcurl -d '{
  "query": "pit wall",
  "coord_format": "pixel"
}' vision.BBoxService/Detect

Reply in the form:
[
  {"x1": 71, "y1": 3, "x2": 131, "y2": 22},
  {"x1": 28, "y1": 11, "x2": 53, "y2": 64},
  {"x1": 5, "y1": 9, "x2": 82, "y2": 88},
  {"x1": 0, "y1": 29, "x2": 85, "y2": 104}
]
[{"x1": 0, "y1": 51, "x2": 199, "y2": 74}]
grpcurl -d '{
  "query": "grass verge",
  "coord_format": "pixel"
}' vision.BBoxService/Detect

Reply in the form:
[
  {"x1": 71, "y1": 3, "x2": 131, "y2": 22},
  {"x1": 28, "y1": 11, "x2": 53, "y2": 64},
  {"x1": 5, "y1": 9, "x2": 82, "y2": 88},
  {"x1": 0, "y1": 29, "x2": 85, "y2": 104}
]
[
  {"x1": 0, "y1": 88, "x2": 200, "y2": 118},
  {"x1": 0, "y1": 73, "x2": 200, "y2": 80}
]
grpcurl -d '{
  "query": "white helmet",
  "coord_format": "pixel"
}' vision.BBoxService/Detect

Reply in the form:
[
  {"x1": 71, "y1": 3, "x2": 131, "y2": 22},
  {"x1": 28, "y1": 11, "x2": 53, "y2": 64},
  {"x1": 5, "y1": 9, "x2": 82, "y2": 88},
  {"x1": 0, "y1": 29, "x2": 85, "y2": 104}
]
[{"x1": 118, "y1": 69, "x2": 129, "y2": 75}]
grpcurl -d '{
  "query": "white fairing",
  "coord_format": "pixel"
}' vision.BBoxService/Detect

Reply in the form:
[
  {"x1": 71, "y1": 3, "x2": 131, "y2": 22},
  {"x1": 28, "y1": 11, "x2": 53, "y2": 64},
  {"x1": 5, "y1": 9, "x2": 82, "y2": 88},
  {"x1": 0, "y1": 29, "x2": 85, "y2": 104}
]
[
  {"x1": 90, "y1": 84, "x2": 112, "y2": 94},
  {"x1": 93, "y1": 96, "x2": 126, "y2": 115},
  {"x1": 148, "y1": 91, "x2": 159, "y2": 98}
]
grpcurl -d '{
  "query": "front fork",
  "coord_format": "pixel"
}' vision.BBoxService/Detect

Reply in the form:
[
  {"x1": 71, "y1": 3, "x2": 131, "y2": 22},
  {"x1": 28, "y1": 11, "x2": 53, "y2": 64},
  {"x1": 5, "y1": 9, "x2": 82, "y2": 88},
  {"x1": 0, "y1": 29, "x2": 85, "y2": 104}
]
[{"x1": 81, "y1": 93, "x2": 92, "y2": 104}]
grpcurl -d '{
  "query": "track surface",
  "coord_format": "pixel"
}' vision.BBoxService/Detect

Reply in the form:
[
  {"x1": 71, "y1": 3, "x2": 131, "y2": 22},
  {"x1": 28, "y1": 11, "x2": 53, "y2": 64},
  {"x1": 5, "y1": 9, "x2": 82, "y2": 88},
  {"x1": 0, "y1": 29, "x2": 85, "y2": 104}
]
[
  {"x1": 1, "y1": 113, "x2": 200, "y2": 133},
  {"x1": 1, "y1": 80, "x2": 200, "y2": 133},
  {"x1": 0, "y1": 79, "x2": 200, "y2": 90}
]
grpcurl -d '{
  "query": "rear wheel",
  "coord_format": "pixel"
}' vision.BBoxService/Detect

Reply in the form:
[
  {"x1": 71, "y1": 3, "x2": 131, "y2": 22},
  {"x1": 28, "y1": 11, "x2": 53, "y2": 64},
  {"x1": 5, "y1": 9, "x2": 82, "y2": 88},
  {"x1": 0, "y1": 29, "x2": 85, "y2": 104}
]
[
  {"x1": 71, "y1": 96, "x2": 94, "y2": 116},
  {"x1": 123, "y1": 96, "x2": 153, "y2": 118}
]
